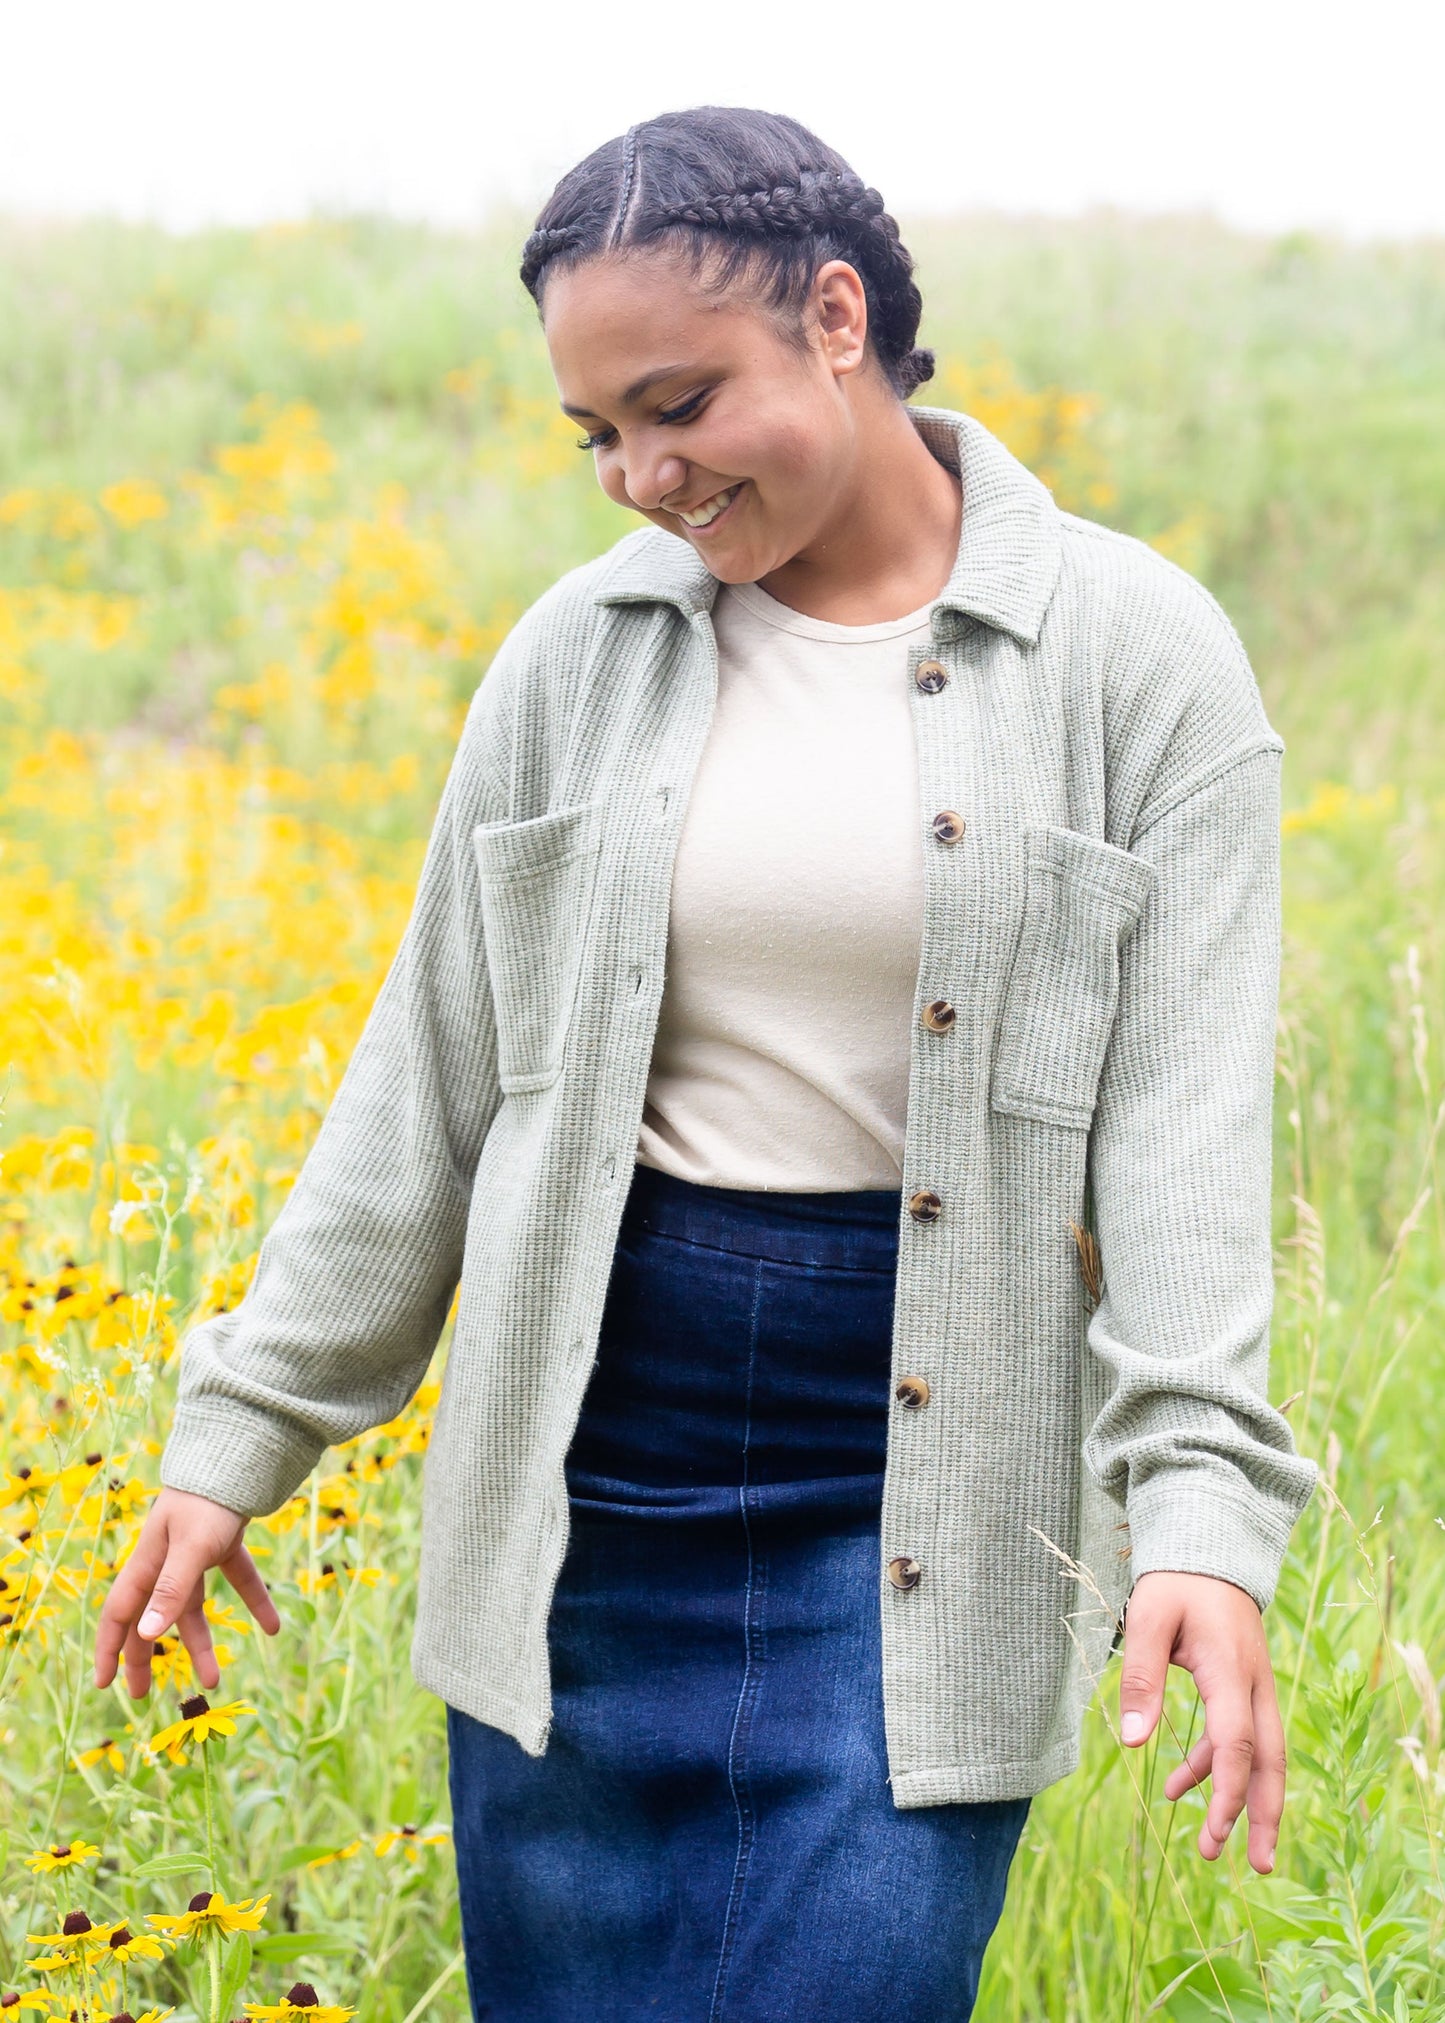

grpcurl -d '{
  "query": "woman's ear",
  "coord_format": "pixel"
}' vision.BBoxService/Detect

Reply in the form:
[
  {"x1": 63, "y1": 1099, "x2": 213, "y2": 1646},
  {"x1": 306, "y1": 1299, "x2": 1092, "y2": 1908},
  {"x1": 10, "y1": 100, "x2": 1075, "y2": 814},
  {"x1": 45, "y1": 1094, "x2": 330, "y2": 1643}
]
[{"x1": 812, "y1": 260, "x2": 869, "y2": 379}]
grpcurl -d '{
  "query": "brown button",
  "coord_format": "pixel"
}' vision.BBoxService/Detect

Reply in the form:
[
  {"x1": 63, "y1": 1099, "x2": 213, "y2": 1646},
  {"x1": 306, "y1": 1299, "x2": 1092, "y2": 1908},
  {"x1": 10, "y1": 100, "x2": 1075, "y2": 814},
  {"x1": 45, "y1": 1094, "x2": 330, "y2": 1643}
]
[
  {"x1": 921, "y1": 998, "x2": 956, "y2": 1033},
  {"x1": 907, "y1": 1189, "x2": 942, "y2": 1222},
  {"x1": 887, "y1": 1556, "x2": 923, "y2": 1590},
  {"x1": 914, "y1": 658, "x2": 949, "y2": 693},
  {"x1": 895, "y1": 1375, "x2": 931, "y2": 1409},
  {"x1": 932, "y1": 810, "x2": 966, "y2": 844}
]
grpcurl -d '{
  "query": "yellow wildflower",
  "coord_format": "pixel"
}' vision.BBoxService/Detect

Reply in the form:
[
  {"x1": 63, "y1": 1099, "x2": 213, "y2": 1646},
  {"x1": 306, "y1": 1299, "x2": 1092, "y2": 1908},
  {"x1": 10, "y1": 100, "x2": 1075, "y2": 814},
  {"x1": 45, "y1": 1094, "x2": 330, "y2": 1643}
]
[
  {"x1": 243, "y1": 1981, "x2": 356, "y2": 2022},
  {"x1": 94, "y1": 1921, "x2": 174, "y2": 1967},
  {"x1": 26, "y1": 1906, "x2": 120, "y2": 1956},
  {"x1": 23, "y1": 1838, "x2": 102, "y2": 1873},
  {"x1": 372, "y1": 1823, "x2": 451, "y2": 1860},
  {"x1": 145, "y1": 1888, "x2": 271, "y2": 1940},
  {"x1": 145, "y1": 1692, "x2": 258, "y2": 1766}
]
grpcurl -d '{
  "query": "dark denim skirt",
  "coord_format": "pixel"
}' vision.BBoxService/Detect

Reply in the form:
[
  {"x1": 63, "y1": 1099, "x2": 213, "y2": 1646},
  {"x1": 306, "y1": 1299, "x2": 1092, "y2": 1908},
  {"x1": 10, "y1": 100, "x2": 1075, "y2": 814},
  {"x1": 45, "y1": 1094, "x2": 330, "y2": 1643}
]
[{"x1": 446, "y1": 1160, "x2": 1030, "y2": 2022}]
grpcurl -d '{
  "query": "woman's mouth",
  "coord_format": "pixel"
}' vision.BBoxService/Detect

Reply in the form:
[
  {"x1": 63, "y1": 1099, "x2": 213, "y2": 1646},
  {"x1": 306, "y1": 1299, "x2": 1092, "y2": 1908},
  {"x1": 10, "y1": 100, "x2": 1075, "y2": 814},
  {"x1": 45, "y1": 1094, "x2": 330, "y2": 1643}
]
[{"x1": 674, "y1": 482, "x2": 744, "y2": 533}]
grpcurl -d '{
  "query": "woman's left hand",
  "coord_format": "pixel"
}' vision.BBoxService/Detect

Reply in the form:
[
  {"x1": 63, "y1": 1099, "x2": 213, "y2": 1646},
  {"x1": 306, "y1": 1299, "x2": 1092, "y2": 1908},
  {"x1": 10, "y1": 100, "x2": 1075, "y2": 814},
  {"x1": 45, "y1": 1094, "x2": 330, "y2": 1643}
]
[{"x1": 1116, "y1": 1568, "x2": 1287, "y2": 1873}]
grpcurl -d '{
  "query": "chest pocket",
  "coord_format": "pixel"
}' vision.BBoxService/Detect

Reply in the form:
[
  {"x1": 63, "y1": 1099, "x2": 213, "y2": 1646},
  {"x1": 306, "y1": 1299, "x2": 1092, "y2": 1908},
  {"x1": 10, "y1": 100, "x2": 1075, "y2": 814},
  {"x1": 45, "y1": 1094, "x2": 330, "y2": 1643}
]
[
  {"x1": 472, "y1": 800, "x2": 607, "y2": 1094},
  {"x1": 990, "y1": 824, "x2": 1157, "y2": 1130}
]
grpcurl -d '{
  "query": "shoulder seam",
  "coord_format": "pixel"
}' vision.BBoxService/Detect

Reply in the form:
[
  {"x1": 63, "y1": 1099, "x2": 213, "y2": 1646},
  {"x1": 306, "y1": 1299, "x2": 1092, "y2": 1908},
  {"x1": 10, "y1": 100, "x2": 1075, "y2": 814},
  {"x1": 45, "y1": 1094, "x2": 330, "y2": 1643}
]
[{"x1": 1131, "y1": 736, "x2": 1284, "y2": 842}]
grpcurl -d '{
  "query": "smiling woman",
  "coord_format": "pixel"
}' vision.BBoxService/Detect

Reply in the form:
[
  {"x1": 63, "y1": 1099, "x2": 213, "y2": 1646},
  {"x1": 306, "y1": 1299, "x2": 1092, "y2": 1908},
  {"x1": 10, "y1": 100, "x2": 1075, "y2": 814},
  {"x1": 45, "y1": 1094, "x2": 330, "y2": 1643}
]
[
  {"x1": 124, "y1": 99, "x2": 1317, "y2": 2023},
  {"x1": 523, "y1": 104, "x2": 966, "y2": 622}
]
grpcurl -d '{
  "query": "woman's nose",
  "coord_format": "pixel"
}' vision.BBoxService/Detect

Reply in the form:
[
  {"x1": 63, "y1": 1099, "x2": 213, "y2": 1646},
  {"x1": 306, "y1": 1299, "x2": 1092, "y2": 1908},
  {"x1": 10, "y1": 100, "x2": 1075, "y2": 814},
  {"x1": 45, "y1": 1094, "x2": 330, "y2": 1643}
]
[{"x1": 624, "y1": 451, "x2": 690, "y2": 514}]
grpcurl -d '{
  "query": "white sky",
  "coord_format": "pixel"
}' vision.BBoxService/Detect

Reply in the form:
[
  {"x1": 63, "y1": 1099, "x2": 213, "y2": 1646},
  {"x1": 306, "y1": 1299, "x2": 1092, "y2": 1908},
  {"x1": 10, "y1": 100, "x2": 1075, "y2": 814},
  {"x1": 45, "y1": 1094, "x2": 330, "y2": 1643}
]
[{"x1": 2, "y1": 0, "x2": 1441, "y2": 241}]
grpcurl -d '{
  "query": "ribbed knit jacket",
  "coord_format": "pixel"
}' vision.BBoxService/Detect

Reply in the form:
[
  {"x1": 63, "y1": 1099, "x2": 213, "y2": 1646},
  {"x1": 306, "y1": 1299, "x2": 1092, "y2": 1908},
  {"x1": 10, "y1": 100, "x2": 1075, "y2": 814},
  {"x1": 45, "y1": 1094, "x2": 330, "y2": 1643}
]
[{"x1": 158, "y1": 404, "x2": 1320, "y2": 1805}]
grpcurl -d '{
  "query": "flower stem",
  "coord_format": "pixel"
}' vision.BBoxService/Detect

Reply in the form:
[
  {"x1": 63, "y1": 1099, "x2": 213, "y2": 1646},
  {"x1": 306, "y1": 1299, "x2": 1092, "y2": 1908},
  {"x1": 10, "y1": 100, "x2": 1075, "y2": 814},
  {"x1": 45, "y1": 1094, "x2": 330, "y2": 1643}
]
[
  {"x1": 208, "y1": 1919, "x2": 223, "y2": 2023},
  {"x1": 200, "y1": 1734, "x2": 220, "y2": 1892}
]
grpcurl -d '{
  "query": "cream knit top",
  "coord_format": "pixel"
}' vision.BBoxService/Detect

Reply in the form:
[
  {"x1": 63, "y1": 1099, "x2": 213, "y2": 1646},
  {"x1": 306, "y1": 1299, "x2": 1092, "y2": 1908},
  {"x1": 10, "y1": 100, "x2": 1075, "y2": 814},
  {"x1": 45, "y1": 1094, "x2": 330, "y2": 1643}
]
[{"x1": 636, "y1": 576, "x2": 935, "y2": 1192}]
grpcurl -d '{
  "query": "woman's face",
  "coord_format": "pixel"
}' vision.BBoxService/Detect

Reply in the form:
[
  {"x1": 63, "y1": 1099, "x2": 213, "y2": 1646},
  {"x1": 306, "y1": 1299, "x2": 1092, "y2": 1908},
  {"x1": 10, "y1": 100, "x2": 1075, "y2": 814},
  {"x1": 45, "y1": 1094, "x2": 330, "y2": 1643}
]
[{"x1": 540, "y1": 245, "x2": 874, "y2": 584}]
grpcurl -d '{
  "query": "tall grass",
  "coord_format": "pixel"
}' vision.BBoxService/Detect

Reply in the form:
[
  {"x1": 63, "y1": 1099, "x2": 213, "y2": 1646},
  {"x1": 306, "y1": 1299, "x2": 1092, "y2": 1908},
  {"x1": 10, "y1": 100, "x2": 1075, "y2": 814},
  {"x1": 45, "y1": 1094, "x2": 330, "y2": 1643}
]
[{"x1": 1, "y1": 207, "x2": 1442, "y2": 2020}]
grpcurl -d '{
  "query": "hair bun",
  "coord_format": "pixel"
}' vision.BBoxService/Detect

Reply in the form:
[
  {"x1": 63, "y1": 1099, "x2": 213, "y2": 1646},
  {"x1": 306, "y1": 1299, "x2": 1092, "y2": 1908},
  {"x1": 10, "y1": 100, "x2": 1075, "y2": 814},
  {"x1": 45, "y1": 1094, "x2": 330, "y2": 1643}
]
[{"x1": 901, "y1": 347, "x2": 936, "y2": 397}]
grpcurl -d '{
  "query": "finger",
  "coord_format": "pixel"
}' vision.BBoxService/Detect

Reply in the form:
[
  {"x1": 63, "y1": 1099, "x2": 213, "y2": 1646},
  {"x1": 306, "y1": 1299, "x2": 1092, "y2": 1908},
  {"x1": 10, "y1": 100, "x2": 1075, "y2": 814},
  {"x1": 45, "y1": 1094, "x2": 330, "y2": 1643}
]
[
  {"x1": 122, "y1": 1566, "x2": 208, "y2": 1700},
  {"x1": 94, "y1": 1524, "x2": 170, "y2": 1688},
  {"x1": 1163, "y1": 1733, "x2": 1214, "y2": 1802},
  {"x1": 217, "y1": 1541, "x2": 283, "y2": 1636},
  {"x1": 171, "y1": 1576, "x2": 222, "y2": 1692},
  {"x1": 1118, "y1": 1591, "x2": 1177, "y2": 1748},
  {"x1": 1198, "y1": 1681, "x2": 1255, "y2": 1860},
  {"x1": 1244, "y1": 1675, "x2": 1287, "y2": 1874},
  {"x1": 121, "y1": 1551, "x2": 211, "y2": 1699}
]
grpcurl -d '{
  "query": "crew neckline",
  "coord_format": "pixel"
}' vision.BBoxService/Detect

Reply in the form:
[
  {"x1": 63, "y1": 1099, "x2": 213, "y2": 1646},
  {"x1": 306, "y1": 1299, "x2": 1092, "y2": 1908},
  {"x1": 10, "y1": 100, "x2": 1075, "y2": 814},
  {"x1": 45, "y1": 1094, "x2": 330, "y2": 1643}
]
[{"x1": 723, "y1": 577, "x2": 938, "y2": 643}]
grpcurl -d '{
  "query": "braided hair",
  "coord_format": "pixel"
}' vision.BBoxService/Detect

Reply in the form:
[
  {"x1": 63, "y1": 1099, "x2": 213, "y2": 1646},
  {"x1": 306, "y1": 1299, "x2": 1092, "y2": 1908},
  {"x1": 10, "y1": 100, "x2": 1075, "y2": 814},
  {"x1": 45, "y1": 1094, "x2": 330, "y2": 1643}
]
[{"x1": 519, "y1": 106, "x2": 935, "y2": 402}]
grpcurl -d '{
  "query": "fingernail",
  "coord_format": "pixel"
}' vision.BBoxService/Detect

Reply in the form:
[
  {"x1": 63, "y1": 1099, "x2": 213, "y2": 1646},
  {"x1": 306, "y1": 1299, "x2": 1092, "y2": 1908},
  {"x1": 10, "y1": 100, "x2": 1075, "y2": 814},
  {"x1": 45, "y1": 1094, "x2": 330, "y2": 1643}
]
[
  {"x1": 1121, "y1": 1711, "x2": 1148, "y2": 1743},
  {"x1": 138, "y1": 1610, "x2": 163, "y2": 1636}
]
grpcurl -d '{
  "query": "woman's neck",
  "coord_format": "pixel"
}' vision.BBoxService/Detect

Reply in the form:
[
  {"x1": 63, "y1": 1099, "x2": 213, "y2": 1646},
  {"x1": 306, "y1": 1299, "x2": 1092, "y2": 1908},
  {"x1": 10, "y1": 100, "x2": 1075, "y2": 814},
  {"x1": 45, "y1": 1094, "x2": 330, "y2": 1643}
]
[{"x1": 753, "y1": 398, "x2": 963, "y2": 626}]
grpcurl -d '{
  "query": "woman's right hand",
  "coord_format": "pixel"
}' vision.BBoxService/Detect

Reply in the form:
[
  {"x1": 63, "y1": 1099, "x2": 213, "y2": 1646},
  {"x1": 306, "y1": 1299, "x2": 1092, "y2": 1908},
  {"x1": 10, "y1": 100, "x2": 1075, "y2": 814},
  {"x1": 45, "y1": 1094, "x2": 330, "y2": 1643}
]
[{"x1": 93, "y1": 1485, "x2": 282, "y2": 1699}]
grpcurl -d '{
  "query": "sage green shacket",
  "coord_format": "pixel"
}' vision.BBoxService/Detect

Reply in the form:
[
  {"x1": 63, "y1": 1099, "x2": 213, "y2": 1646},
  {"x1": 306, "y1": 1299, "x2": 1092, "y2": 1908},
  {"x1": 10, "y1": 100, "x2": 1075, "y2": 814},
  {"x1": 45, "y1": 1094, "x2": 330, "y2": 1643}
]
[{"x1": 158, "y1": 404, "x2": 1319, "y2": 1806}]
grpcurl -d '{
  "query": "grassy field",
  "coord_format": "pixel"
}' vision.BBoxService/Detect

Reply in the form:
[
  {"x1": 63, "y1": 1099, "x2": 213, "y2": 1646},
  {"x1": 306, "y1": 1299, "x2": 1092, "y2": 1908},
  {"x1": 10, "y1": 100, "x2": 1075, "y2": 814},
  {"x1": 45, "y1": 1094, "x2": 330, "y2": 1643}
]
[{"x1": 1, "y1": 206, "x2": 1443, "y2": 2021}]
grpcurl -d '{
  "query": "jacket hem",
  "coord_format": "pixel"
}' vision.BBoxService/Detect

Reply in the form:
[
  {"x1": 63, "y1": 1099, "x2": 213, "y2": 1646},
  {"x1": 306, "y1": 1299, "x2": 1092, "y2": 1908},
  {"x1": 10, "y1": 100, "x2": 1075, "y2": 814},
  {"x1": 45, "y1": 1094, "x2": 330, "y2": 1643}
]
[
  {"x1": 410, "y1": 1642, "x2": 551, "y2": 1757},
  {"x1": 889, "y1": 1731, "x2": 1081, "y2": 1807}
]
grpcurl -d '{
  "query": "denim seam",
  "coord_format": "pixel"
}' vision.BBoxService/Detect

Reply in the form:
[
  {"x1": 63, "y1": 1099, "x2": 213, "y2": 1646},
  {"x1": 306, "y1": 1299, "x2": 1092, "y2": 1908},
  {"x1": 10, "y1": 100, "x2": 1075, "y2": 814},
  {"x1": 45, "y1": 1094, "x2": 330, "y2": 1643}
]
[
  {"x1": 708, "y1": 1258, "x2": 766, "y2": 2023},
  {"x1": 623, "y1": 1221, "x2": 900, "y2": 1272}
]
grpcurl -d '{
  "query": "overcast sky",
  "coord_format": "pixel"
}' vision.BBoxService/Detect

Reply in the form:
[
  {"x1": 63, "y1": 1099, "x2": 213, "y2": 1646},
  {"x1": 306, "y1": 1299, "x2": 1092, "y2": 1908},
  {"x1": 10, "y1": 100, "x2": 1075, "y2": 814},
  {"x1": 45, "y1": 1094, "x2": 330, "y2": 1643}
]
[{"x1": 3, "y1": 0, "x2": 1441, "y2": 241}]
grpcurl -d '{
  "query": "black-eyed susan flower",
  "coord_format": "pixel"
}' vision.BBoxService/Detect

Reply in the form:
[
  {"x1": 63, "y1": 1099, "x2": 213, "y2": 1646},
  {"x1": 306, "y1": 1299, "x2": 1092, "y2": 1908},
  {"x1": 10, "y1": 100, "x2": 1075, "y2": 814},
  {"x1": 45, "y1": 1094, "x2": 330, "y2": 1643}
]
[
  {"x1": 23, "y1": 1839, "x2": 102, "y2": 1874},
  {"x1": 73, "y1": 1737, "x2": 126, "y2": 1774},
  {"x1": 0, "y1": 1987, "x2": 68, "y2": 2013},
  {"x1": 145, "y1": 1693, "x2": 258, "y2": 1766},
  {"x1": 242, "y1": 1980, "x2": 356, "y2": 2022},
  {"x1": 145, "y1": 1889, "x2": 270, "y2": 1941},
  {"x1": 25, "y1": 1906, "x2": 120, "y2": 1968},
  {"x1": 372, "y1": 1825, "x2": 450, "y2": 1861},
  {"x1": 304, "y1": 1839, "x2": 363, "y2": 1870},
  {"x1": 67, "y1": 2011, "x2": 176, "y2": 2023},
  {"x1": 97, "y1": 1923, "x2": 173, "y2": 1968}
]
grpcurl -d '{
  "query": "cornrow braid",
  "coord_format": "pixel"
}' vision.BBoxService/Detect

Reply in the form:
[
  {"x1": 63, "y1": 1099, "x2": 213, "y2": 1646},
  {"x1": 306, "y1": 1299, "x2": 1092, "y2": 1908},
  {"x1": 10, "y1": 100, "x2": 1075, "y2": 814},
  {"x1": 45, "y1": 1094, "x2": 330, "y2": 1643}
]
[
  {"x1": 654, "y1": 167, "x2": 877, "y2": 237},
  {"x1": 519, "y1": 223, "x2": 586, "y2": 296},
  {"x1": 519, "y1": 107, "x2": 936, "y2": 402}
]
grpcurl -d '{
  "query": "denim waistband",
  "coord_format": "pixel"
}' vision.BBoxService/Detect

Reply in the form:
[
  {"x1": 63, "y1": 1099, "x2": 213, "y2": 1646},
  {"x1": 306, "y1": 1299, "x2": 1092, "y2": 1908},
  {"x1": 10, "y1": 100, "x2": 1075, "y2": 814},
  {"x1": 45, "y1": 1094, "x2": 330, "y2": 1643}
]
[{"x1": 619, "y1": 1160, "x2": 902, "y2": 1271}]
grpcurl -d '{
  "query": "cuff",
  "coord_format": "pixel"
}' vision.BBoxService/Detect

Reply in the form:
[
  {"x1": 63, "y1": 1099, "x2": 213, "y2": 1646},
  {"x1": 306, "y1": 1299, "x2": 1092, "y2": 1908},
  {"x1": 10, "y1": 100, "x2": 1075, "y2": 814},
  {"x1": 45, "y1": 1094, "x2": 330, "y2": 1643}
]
[
  {"x1": 1123, "y1": 1466, "x2": 1317, "y2": 1615},
  {"x1": 158, "y1": 1396, "x2": 328, "y2": 1521}
]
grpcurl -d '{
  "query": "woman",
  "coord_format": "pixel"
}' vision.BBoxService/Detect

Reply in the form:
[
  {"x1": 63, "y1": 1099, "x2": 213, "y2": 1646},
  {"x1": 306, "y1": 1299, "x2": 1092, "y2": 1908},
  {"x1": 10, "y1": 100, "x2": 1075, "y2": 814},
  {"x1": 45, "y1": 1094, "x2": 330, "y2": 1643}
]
[{"x1": 97, "y1": 105, "x2": 1319, "y2": 2021}]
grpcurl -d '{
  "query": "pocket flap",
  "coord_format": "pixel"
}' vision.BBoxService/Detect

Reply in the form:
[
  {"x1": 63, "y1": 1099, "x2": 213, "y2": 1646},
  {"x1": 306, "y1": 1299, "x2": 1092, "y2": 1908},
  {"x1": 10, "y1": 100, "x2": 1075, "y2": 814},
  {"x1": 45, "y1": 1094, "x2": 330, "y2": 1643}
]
[
  {"x1": 1026, "y1": 825, "x2": 1156, "y2": 929},
  {"x1": 472, "y1": 799, "x2": 607, "y2": 884}
]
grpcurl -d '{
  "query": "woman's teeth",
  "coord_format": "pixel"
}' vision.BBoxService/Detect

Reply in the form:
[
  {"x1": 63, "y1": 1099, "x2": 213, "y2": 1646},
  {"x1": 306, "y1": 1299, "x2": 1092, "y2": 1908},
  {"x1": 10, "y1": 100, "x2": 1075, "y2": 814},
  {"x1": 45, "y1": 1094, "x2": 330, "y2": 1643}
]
[{"x1": 677, "y1": 484, "x2": 740, "y2": 528}]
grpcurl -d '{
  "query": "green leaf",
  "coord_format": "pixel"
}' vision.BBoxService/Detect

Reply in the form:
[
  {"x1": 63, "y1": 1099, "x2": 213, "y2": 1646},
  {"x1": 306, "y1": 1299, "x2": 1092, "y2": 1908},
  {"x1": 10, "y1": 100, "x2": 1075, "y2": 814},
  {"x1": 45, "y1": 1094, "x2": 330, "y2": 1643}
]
[
  {"x1": 129, "y1": 1852, "x2": 214, "y2": 1880},
  {"x1": 218, "y1": 1931, "x2": 253, "y2": 2016},
  {"x1": 253, "y1": 1930, "x2": 354, "y2": 1965}
]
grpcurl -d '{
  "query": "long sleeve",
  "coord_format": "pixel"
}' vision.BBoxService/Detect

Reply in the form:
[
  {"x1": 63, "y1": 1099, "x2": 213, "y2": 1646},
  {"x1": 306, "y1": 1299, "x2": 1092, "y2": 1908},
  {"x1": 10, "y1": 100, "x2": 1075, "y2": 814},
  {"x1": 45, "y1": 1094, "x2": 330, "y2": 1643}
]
[
  {"x1": 157, "y1": 667, "x2": 514, "y2": 1520},
  {"x1": 1082, "y1": 740, "x2": 1319, "y2": 1613}
]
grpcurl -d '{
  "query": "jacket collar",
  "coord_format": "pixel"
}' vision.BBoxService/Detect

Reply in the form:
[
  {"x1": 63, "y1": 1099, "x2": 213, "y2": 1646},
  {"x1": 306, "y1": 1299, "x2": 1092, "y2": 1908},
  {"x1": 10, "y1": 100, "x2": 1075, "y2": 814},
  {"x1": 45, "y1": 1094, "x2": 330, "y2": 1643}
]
[{"x1": 591, "y1": 404, "x2": 1063, "y2": 648}]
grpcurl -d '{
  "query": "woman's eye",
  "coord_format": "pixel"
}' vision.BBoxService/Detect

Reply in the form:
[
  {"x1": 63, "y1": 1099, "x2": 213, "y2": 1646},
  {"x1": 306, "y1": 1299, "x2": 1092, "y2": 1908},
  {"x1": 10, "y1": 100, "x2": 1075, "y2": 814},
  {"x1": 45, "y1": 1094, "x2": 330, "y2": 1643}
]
[
  {"x1": 658, "y1": 394, "x2": 706, "y2": 425},
  {"x1": 574, "y1": 393, "x2": 707, "y2": 453}
]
